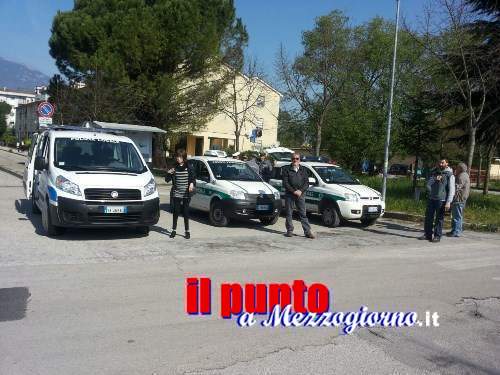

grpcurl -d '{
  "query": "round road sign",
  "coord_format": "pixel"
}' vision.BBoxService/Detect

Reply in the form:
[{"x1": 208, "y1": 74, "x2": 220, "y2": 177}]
[{"x1": 37, "y1": 102, "x2": 55, "y2": 117}]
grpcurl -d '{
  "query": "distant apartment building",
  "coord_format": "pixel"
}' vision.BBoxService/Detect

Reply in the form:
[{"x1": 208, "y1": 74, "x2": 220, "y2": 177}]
[
  {"x1": 171, "y1": 70, "x2": 281, "y2": 156},
  {"x1": 0, "y1": 87, "x2": 37, "y2": 128}
]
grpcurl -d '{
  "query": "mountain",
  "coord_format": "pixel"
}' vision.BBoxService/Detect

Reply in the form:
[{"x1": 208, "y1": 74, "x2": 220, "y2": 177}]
[{"x1": 0, "y1": 57, "x2": 50, "y2": 90}]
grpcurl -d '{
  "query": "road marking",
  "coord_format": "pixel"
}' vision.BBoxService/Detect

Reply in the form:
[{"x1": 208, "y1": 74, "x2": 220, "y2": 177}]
[{"x1": 437, "y1": 257, "x2": 500, "y2": 271}]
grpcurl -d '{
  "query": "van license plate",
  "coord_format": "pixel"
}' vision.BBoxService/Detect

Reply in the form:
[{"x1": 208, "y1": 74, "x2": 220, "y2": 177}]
[
  {"x1": 256, "y1": 204, "x2": 270, "y2": 211},
  {"x1": 368, "y1": 206, "x2": 378, "y2": 213},
  {"x1": 104, "y1": 206, "x2": 127, "y2": 214}
]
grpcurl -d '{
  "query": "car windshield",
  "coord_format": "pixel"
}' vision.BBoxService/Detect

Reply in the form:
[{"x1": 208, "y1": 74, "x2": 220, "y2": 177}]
[
  {"x1": 54, "y1": 137, "x2": 146, "y2": 173},
  {"x1": 208, "y1": 161, "x2": 261, "y2": 181},
  {"x1": 313, "y1": 166, "x2": 359, "y2": 184}
]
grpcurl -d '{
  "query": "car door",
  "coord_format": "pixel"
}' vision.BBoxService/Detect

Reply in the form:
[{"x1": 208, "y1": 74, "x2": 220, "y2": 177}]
[
  {"x1": 36, "y1": 133, "x2": 51, "y2": 206},
  {"x1": 303, "y1": 166, "x2": 320, "y2": 212},
  {"x1": 23, "y1": 133, "x2": 39, "y2": 198},
  {"x1": 190, "y1": 160, "x2": 211, "y2": 211}
]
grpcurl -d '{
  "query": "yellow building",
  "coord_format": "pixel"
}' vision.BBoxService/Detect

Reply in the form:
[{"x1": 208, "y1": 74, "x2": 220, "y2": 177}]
[{"x1": 178, "y1": 71, "x2": 281, "y2": 156}]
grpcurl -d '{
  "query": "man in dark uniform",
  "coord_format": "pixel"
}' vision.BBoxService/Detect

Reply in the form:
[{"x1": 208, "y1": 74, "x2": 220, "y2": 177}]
[{"x1": 282, "y1": 153, "x2": 315, "y2": 239}]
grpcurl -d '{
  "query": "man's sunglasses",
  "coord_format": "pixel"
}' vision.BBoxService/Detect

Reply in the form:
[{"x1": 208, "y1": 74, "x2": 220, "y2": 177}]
[{"x1": 291, "y1": 157, "x2": 300, "y2": 160}]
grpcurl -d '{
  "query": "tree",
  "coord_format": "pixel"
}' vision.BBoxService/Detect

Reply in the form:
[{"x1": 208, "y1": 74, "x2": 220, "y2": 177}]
[
  {"x1": 411, "y1": 0, "x2": 496, "y2": 170},
  {"x1": 277, "y1": 109, "x2": 310, "y2": 148},
  {"x1": 49, "y1": 0, "x2": 241, "y2": 134},
  {"x1": 319, "y1": 17, "x2": 424, "y2": 170},
  {"x1": 276, "y1": 11, "x2": 354, "y2": 156},
  {"x1": 397, "y1": 95, "x2": 441, "y2": 192},
  {"x1": 0, "y1": 102, "x2": 11, "y2": 138}
]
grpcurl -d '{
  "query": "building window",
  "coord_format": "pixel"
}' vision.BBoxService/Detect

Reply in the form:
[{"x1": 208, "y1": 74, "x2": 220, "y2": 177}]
[{"x1": 256, "y1": 95, "x2": 265, "y2": 108}]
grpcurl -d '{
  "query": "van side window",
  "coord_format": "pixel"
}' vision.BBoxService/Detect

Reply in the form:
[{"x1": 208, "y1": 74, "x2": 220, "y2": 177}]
[{"x1": 36, "y1": 134, "x2": 48, "y2": 157}]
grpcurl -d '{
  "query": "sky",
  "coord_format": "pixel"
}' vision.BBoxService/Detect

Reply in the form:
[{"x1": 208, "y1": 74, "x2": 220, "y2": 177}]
[{"x1": 0, "y1": 0, "x2": 427, "y2": 82}]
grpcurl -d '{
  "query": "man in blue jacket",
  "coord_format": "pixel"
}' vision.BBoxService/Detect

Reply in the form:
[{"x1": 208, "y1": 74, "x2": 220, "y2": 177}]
[{"x1": 421, "y1": 158, "x2": 455, "y2": 242}]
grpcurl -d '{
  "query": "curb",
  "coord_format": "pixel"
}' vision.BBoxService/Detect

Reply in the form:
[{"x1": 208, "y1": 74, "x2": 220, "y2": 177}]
[
  {"x1": 0, "y1": 146, "x2": 28, "y2": 157},
  {"x1": 384, "y1": 211, "x2": 498, "y2": 233}
]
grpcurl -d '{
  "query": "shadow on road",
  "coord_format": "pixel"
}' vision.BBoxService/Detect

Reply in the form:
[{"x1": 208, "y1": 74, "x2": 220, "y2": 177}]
[
  {"x1": 15, "y1": 198, "x2": 44, "y2": 235},
  {"x1": 359, "y1": 220, "x2": 423, "y2": 240},
  {"x1": 15, "y1": 198, "x2": 151, "y2": 240}
]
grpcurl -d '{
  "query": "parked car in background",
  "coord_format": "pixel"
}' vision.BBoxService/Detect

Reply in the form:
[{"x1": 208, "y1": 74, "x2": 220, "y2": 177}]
[
  {"x1": 264, "y1": 146, "x2": 294, "y2": 161},
  {"x1": 203, "y1": 149, "x2": 227, "y2": 158},
  {"x1": 301, "y1": 155, "x2": 331, "y2": 164},
  {"x1": 388, "y1": 164, "x2": 410, "y2": 176}
]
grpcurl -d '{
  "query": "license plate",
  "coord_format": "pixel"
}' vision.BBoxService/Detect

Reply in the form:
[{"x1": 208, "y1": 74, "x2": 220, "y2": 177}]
[
  {"x1": 256, "y1": 204, "x2": 270, "y2": 211},
  {"x1": 368, "y1": 206, "x2": 378, "y2": 213},
  {"x1": 104, "y1": 206, "x2": 127, "y2": 214}
]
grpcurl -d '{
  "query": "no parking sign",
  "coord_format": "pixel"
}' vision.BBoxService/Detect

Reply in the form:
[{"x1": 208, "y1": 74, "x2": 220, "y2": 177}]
[{"x1": 37, "y1": 102, "x2": 55, "y2": 117}]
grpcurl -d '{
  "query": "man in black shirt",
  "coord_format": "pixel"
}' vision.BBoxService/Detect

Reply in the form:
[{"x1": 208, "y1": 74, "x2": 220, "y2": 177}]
[{"x1": 282, "y1": 153, "x2": 314, "y2": 238}]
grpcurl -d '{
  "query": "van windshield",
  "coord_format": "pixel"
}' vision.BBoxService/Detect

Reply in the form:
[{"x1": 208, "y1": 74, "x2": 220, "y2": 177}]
[
  {"x1": 208, "y1": 161, "x2": 260, "y2": 181},
  {"x1": 313, "y1": 166, "x2": 359, "y2": 184},
  {"x1": 54, "y1": 137, "x2": 146, "y2": 174}
]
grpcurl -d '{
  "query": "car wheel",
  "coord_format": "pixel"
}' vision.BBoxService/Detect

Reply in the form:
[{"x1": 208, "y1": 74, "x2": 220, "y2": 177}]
[
  {"x1": 321, "y1": 204, "x2": 341, "y2": 227},
  {"x1": 31, "y1": 190, "x2": 40, "y2": 214},
  {"x1": 42, "y1": 198, "x2": 64, "y2": 236},
  {"x1": 260, "y1": 214, "x2": 279, "y2": 226},
  {"x1": 360, "y1": 218, "x2": 378, "y2": 227},
  {"x1": 136, "y1": 226, "x2": 150, "y2": 236},
  {"x1": 209, "y1": 201, "x2": 229, "y2": 227}
]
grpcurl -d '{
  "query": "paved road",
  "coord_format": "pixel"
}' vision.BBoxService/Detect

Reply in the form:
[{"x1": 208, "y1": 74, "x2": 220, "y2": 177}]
[{"x1": 1, "y1": 151, "x2": 500, "y2": 374}]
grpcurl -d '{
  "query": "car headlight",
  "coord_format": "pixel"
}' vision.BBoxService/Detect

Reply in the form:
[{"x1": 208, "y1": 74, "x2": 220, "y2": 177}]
[
  {"x1": 273, "y1": 190, "x2": 281, "y2": 200},
  {"x1": 344, "y1": 192, "x2": 359, "y2": 202},
  {"x1": 229, "y1": 190, "x2": 246, "y2": 200},
  {"x1": 144, "y1": 178, "x2": 157, "y2": 197},
  {"x1": 55, "y1": 175, "x2": 81, "y2": 196}
]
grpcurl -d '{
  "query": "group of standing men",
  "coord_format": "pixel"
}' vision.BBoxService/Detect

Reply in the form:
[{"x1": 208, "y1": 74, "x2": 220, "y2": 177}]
[{"x1": 422, "y1": 159, "x2": 471, "y2": 242}]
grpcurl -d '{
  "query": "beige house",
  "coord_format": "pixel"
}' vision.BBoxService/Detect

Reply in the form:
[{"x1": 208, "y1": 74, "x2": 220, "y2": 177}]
[{"x1": 177, "y1": 70, "x2": 281, "y2": 156}]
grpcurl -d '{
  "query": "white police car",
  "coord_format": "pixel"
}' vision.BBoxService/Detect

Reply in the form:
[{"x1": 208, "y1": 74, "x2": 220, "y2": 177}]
[
  {"x1": 187, "y1": 156, "x2": 281, "y2": 226},
  {"x1": 24, "y1": 126, "x2": 159, "y2": 236},
  {"x1": 270, "y1": 162, "x2": 385, "y2": 227}
]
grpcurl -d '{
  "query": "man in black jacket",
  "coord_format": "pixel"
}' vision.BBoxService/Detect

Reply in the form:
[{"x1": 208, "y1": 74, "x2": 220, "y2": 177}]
[{"x1": 282, "y1": 153, "x2": 315, "y2": 238}]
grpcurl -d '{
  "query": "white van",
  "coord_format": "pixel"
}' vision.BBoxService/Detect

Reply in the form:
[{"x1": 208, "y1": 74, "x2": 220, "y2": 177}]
[
  {"x1": 25, "y1": 126, "x2": 159, "y2": 236},
  {"x1": 270, "y1": 161, "x2": 385, "y2": 227},
  {"x1": 186, "y1": 156, "x2": 281, "y2": 226}
]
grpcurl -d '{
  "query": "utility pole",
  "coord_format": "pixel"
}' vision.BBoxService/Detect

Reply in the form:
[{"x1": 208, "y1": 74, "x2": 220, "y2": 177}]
[{"x1": 382, "y1": 0, "x2": 401, "y2": 201}]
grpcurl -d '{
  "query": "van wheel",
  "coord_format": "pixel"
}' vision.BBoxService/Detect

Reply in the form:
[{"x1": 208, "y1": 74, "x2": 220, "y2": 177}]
[
  {"x1": 321, "y1": 204, "x2": 341, "y2": 227},
  {"x1": 360, "y1": 218, "x2": 378, "y2": 227},
  {"x1": 136, "y1": 226, "x2": 150, "y2": 236},
  {"x1": 42, "y1": 198, "x2": 64, "y2": 236},
  {"x1": 260, "y1": 214, "x2": 279, "y2": 226},
  {"x1": 209, "y1": 201, "x2": 229, "y2": 227},
  {"x1": 31, "y1": 191, "x2": 40, "y2": 214}
]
